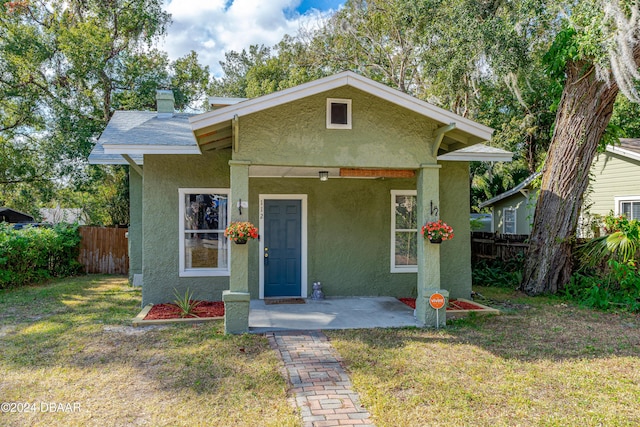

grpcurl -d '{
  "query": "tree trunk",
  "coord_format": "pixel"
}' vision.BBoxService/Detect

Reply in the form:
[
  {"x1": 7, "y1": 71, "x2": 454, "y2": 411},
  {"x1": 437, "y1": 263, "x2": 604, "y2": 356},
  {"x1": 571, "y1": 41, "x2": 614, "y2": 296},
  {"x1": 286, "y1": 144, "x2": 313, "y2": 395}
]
[{"x1": 520, "y1": 60, "x2": 619, "y2": 295}]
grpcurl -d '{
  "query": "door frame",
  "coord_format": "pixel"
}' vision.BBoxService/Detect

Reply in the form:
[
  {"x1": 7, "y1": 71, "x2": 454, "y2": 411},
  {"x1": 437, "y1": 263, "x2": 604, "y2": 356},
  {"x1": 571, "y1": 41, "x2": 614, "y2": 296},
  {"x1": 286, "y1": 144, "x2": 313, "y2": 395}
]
[{"x1": 258, "y1": 194, "x2": 308, "y2": 299}]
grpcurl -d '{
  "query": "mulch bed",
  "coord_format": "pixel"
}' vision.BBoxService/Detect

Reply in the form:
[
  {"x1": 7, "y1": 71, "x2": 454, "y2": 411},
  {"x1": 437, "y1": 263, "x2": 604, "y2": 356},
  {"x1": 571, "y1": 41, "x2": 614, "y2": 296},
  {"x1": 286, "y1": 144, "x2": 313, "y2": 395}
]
[
  {"x1": 398, "y1": 297, "x2": 485, "y2": 311},
  {"x1": 144, "y1": 301, "x2": 224, "y2": 320}
]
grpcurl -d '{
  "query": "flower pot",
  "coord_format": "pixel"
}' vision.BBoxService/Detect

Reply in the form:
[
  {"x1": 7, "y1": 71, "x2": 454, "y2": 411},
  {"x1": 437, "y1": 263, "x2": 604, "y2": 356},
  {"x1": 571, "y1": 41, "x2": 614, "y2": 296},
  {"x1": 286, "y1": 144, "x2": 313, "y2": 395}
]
[
  {"x1": 234, "y1": 239, "x2": 248, "y2": 245},
  {"x1": 429, "y1": 238, "x2": 443, "y2": 244}
]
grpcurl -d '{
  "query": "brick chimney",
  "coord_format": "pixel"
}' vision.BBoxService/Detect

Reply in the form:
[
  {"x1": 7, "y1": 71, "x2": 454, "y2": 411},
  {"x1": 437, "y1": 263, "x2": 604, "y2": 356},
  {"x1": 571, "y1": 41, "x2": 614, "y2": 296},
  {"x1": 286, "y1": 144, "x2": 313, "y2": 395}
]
[{"x1": 156, "y1": 90, "x2": 175, "y2": 118}]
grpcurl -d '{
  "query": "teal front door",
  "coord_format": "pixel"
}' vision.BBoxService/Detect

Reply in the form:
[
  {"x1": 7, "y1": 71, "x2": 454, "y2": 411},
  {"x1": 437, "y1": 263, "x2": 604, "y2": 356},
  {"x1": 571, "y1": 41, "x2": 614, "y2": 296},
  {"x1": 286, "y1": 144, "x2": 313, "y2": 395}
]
[{"x1": 264, "y1": 199, "x2": 302, "y2": 297}]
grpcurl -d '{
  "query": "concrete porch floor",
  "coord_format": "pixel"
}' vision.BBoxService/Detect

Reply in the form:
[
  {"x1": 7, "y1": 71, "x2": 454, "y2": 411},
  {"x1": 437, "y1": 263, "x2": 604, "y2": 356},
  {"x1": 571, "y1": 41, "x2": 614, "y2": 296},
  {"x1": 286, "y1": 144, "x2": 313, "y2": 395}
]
[{"x1": 249, "y1": 296, "x2": 420, "y2": 333}]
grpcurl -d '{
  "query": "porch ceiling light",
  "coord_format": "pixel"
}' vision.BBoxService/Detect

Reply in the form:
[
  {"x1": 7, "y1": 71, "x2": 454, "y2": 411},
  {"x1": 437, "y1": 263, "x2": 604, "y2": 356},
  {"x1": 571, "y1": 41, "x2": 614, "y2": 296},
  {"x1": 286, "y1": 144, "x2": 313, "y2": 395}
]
[{"x1": 319, "y1": 171, "x2": 329, "y2": 181}]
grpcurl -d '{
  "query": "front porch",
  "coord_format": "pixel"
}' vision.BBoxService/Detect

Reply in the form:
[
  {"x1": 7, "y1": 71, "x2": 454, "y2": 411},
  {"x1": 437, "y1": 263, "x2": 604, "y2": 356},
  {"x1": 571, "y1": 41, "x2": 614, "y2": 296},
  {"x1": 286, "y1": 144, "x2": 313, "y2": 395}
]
[
  {"x1": 248, "y1": 296, "x2": 420, "y2": 333},
  {"x1": 223, "y1": 161, "x2": 448, "y2": 333}
]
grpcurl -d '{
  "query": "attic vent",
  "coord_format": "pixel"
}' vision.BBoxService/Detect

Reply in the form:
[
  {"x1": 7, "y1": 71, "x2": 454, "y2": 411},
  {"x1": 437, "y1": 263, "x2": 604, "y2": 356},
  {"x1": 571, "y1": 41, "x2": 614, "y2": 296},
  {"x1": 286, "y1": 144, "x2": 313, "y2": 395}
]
[{"x1": 326, "y1": 98, "x2": 352, "y2": 129}]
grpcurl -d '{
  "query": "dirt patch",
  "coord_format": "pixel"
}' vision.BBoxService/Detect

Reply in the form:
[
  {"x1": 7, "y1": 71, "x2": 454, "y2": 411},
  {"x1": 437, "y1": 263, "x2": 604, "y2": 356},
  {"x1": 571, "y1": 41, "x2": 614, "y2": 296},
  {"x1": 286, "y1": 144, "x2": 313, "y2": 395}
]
[{"x1": 144, "y1": 301, "x2": 224, "y2": 320}]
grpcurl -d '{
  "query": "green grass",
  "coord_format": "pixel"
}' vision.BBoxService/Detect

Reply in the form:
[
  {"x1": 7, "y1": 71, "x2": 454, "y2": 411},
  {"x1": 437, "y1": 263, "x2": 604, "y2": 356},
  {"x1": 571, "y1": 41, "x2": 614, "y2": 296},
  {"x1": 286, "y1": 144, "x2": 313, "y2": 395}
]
[
  {"x1": 4, "y1": 278, "x2": 640, "y2": 426},
  {"x1": 0, "y1": 276, "x2": 298, "y2": 427},
  {"x1": 327, "y1": 286, "x2": 640, "y2": 427}
]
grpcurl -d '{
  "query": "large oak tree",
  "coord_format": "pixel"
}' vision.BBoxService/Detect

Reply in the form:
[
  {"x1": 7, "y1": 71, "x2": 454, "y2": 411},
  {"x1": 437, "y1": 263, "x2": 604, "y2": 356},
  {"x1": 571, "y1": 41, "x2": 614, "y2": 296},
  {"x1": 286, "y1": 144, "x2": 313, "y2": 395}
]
[{"x1": 521, "y1": 2, "x2": 640, "y2": 294}]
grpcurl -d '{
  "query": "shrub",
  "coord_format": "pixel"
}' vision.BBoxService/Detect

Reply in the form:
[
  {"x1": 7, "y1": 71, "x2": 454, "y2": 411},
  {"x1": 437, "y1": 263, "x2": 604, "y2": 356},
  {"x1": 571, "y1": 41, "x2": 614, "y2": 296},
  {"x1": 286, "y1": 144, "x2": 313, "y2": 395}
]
[
  {"x1": 569, "y1": 214, "x2": 640, "y2": 313},
  {"x1": 0, "y1": 223, "x2": 82, "y2": 289},
  {"x1": 472, "y1": 255, "x2": 524, "y2": 288}
]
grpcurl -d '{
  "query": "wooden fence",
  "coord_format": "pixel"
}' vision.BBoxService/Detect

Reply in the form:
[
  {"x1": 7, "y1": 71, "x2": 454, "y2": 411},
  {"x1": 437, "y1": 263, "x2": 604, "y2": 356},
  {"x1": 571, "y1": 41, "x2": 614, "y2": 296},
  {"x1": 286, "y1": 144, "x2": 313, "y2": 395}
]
[
  {"x1": 79, "y1": 226, "x2": 129, "y2": 274},
  {"x1": 471, "y1": 232, "x2": 529, "y2": 263}
]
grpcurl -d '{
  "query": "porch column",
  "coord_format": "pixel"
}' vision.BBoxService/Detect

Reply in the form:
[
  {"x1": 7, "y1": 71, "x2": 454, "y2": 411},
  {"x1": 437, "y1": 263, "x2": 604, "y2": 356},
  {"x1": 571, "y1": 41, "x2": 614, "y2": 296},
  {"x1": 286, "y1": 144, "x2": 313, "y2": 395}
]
[
  {"x1": 415, "y1": 164, "x2": 445, "y2": 327},
  {"x1": 223, "y1": 160, "x2": 251, "y2": 334}
]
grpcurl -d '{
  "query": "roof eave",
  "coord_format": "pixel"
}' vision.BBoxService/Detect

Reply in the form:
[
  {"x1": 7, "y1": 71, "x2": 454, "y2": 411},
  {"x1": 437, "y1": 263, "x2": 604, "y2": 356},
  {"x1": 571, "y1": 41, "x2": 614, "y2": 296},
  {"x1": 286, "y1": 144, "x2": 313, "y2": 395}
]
[
  {"x1": 102, "y1": 144, "x2": 201, "y2": 155},
  {"x1": 606, "y1": 144, "x2": 640, "y2": 162},
  {"x1": 437, "y1": 152, "x2": 513, "y2": 162}
]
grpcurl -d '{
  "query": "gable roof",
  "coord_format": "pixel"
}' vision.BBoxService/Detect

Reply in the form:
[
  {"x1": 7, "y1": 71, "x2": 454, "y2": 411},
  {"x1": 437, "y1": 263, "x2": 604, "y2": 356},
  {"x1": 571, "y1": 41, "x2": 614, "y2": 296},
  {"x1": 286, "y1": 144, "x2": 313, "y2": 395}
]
[
  {"x1": 190, "y1": 71, "x2": 494, "y2": 148},
  {"x1": 99, "y1": 111, "x2": 199, "y2": 155},
  {"x1": 606, "y1": 138, "x2": 640, "y2": 162},
  {"x1": 478, "y1": 172, "x2": 541, "y2": 209},
  {"x1": 0, "y1": 207, "x2": 34, "y2": 223}
]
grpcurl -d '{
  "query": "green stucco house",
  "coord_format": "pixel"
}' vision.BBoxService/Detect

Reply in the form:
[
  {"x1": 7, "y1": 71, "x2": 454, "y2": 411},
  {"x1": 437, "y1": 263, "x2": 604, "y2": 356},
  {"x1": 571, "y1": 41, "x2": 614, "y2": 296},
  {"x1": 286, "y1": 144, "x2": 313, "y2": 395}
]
[{"x1": 90, "y1": 71, "x2": 511, "y2": 333}]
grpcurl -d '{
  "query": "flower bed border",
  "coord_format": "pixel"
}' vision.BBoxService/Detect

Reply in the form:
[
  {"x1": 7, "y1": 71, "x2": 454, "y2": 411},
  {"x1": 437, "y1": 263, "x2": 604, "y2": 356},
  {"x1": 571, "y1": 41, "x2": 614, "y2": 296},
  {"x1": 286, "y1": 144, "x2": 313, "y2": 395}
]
[
  {"x1": 398, "y1": 297, "x2": 501, "y2": 318},
  {"x1": 132, "y1": 304, "x2": 224, "y2": 327},
  {"x1": 447, "y1": 298, "x2": 501, "y2": 318}
]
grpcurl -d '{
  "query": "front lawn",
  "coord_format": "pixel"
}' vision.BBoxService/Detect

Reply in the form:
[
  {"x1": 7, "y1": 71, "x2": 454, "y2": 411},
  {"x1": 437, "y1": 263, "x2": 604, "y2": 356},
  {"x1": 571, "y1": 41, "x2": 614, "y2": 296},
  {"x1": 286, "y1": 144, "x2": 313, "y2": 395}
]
[
  {"x1": 327, "y1": 287, "x2": 640, "y2": 427},
  {"x1": 3, "y1": 277, "x2": 639, "y2": 426},
  {"x1": 0, "y1": 276, "x2": 298, "y2": 427}
]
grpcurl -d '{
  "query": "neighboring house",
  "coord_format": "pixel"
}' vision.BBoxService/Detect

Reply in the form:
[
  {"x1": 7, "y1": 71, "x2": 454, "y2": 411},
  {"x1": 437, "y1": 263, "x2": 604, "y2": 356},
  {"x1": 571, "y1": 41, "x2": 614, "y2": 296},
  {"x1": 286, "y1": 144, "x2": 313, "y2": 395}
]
[
  {"x1": 587, "y1": 139, "x2": 640, "y2": 224},
  {"x1": 479, "y1": 138, "x2": 640, "y2": 238},
  {"x1": 470, "y1": 213, "x2": 493, "y2": 232},
  {"x1": 0, "y1": 207, "x2": 34, "y2": 224},
  {"x1": 478, "y1": 172, "x2": 540, "y2": 235},
  {"x1": 40, "y1": 206, "x2": 88, "y2": 225},
  {"x1": 89, "y1": 71, "x2": 512, "y2": 333}
]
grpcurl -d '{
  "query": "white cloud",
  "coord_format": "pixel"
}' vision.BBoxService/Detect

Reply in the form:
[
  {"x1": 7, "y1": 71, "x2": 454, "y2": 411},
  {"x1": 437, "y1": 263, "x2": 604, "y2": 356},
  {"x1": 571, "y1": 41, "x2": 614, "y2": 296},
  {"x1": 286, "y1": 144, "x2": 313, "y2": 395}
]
[{"x1": 161, "y1": 0, "x2": 334, "y2": 76}]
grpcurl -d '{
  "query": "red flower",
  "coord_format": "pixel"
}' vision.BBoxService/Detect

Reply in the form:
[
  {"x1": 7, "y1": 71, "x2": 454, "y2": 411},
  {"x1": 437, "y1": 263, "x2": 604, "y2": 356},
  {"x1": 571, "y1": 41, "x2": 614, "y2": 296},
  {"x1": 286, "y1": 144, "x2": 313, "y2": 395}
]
[
  {"x1": 224, "y1": 221, "x2": 259, "y2": 242},
  {"x1": 421, "y1": 220, "x2": 454, "y2": 241}
]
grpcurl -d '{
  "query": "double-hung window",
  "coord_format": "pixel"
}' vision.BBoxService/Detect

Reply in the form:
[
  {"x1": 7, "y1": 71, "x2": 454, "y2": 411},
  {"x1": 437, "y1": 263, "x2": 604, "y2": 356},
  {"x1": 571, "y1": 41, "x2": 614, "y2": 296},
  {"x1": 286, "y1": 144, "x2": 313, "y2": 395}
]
[
  {"x1": 179, "y1": 189, "x2": 230, "y2": 276},
  {"x1": 391, "y1": 190, "x2": 418, "y2": 273},
  {"x1": 619, "y1": 199, "x2": 640, "y2": 220},
  {"x1": 503, "y1": 208, "x2": 517, "y2": 234}
]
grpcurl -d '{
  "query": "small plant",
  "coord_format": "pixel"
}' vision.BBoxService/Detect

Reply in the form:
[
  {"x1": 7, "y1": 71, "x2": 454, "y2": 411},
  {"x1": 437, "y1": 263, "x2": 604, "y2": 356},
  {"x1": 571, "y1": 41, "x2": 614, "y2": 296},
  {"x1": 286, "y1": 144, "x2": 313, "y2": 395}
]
[
  {"x1": 421, "y1": 219, "x2": 454, "y2": 242},
  {"x1": 224, "y1": 221, "x2": 259, "y2": 243},
  {"x1": 173, "y1": 288, "x2": 201, "y2": 318},
  {"x1": 472, "y1": 255, "x2": 524, "y2": 289}
]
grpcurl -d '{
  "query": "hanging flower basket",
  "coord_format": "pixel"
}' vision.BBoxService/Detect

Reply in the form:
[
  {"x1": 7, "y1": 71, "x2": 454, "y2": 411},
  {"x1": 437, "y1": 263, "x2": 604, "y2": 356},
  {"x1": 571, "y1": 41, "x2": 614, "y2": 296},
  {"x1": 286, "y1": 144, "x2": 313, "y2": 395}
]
[
  {"x1": 224, "y1": 221, "x2": 259, "y2": 244},
  {"x1": 421, "y1": 220, "x2": 454, "y2": 243}
]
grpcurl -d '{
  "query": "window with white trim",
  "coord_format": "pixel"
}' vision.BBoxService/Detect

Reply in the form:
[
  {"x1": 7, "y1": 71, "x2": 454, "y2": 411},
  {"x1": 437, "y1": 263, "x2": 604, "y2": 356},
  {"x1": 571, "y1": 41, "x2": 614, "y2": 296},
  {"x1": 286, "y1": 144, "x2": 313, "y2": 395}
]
[
  {"x1": 179, "y1": 189, "x2": 230, "y2": 276},
  {"x1": 503, "y1": 208, "x2": 517, "y2": 234},
  {"x1": 326, "y1": 98, "x2": 352, "y2": 129},
  {"x1": 620, "y1": 199, "x2": 640, "y2": 220},
  {"x1": 391, "y1": 190, "x2": 418, "y2": 273}
]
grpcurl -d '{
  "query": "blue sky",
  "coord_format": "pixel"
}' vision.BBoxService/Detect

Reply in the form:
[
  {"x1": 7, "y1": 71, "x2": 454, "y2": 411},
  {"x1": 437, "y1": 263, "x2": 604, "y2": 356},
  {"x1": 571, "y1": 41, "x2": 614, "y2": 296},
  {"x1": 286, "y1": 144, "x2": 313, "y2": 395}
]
[
  {"x1": 297, "y1": 0, "x2": 344, "y2": 14},
  {"x1": 161, "y1": 0, "x2": 344, "y2": 76}
]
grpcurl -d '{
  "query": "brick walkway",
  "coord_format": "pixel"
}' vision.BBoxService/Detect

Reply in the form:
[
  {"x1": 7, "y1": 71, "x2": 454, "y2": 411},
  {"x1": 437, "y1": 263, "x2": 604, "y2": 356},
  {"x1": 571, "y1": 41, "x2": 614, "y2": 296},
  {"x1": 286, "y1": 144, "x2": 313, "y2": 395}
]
[{"x1": 268, "y1": 331, "x2": 375, "y2": 427}]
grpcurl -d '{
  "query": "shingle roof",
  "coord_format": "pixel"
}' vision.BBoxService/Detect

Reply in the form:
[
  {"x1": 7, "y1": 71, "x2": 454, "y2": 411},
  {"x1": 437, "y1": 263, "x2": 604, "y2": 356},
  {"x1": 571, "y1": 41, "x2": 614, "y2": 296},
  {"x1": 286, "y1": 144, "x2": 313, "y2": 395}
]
[
  {"x1": 609, "y1": 138, "x2": 640, "y2": 161},
  {"x1": 98, "y1": 111, "x2": 199, "y2": 154},
  {"x1": 478, "y1": 172, "x2": 541, "y2": 208},
  {"x1": 437, "y1": 144, "x2": 513, "y2": 162},
  {"x1": 88, "y1": 140, "x2": 142, "y2": 165}
]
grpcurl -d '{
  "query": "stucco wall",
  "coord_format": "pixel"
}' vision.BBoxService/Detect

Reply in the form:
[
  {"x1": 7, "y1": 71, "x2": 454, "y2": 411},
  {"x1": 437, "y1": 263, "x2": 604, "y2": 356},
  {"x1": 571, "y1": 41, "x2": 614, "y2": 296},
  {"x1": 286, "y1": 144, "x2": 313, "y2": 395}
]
[
  {"x1": 247, "y1": 177, "x2": 418, "y2": 298},
  {"x1": 237, "y1": 87, "x2": 437, "y2": 168},
  {"x1": 439, "y1": 161, "x2": 472, "y2": 299},
  {"x1": 140, "y1": 157, "x2": 472, "y2": 303},
  {"x1": 128, "y1": 168, "x2": 143, "y2": 283},
  {"x1": 589, "y1": 151, "x2": 640, "y2": 217},
  {"x1": 141, "y1": 150, "x2": 231, "y2": 306}
]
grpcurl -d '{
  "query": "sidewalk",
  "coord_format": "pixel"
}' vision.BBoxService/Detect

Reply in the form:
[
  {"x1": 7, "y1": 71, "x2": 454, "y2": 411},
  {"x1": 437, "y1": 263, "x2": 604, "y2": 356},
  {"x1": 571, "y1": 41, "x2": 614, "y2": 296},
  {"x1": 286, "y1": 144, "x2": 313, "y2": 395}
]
[{"x1": 268, "y1": 330, "x2": 375, "y2": 427}]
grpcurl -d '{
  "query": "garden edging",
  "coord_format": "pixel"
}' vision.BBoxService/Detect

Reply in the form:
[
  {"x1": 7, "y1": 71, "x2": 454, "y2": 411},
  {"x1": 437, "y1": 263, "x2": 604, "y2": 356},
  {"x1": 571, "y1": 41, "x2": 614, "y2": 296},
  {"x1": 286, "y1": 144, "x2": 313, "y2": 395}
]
[{"x1": 132, "y1": 304, "x2": 224, "y2": 327}]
